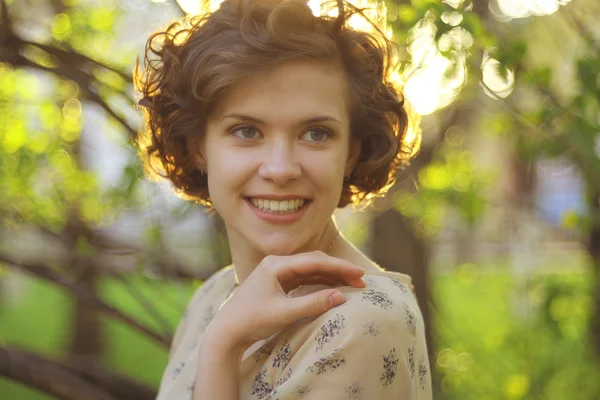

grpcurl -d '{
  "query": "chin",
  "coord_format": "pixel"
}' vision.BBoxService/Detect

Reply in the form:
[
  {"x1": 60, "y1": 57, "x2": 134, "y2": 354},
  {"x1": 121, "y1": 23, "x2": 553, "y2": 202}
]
[
  {"x1": 256, "y1": 240, "x2": 300, "y2": 257},
  {"x1": 261, "y1": 246, "x2": 295, "y2": 257}
]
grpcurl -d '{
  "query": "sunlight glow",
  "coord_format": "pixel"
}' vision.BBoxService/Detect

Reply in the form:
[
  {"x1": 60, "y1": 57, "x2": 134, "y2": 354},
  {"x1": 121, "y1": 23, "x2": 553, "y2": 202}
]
[
  {"x1": 308, "y1": 0, "x2": 388, "y2": 34},
  {"x1": 443, "y1": 0, "x2": 466, "y2": 9},
  {"x1": 176, "y1": 0, "x2": 223, "y2": 15},
  {"x1": 307, "y1": 0, "x2": 468, "y2": 115},
  {"x1": 481, "y1": 48, "x2": 514, "y2": 99},
  {"x1": 176, "y1": 0, "x2": 389, "y2": 38},
  {"x1": 403, "y1": 18, "x2": 470, "y2": 115},
  {"x1": 174, "y1": 0, "x2": 468, "y2": 116},
  {"x1": 494, "y1": 0, "x2": 571, "y2": 20}
]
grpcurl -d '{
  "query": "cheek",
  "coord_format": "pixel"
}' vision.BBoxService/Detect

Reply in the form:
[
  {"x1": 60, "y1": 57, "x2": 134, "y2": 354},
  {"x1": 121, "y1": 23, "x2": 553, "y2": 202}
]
[
  {"x1": 203, "y1": 142, "x2": 234, "y2": 205},
  {"x1": 205, "y1": 147, "x2": 256, "y2": 201},
  {"x1": 303, "y1": 151, "x2": 346, "y2": 189}
]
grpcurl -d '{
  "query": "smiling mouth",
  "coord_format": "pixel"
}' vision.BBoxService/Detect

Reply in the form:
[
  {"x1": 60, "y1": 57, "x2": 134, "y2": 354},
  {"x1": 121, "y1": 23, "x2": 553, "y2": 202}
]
[{"x1": 246, "y1": 197, "x2": 310, "y2": 214}]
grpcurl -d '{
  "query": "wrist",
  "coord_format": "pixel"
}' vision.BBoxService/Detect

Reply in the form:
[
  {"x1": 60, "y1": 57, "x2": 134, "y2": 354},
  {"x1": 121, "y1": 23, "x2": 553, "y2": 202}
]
[
  {"x1": 195, "y1": 327, "x2": 243, "y2": 400},
  {"x1": 202, "y1": 324, "x2": 247, "y2": 359}
]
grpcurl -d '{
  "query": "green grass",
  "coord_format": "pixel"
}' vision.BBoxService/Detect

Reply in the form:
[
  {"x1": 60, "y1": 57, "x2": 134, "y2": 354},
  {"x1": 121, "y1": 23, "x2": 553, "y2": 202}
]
[
  {"x1": 0, "y1": 273, "x2": 72, "y2": 400},
  {"x1": 0, "y1": 272, "x2": 197, "y2": 399},
  {"x1": 98, "y1": 274, "x2": 196, "y2": 386}
]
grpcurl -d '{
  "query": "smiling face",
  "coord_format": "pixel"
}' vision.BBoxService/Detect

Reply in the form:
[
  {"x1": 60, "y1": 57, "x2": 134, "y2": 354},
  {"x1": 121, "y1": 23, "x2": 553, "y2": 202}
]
[{"x1": 193, "y1": 60, "x2": 359, "y2": 257}]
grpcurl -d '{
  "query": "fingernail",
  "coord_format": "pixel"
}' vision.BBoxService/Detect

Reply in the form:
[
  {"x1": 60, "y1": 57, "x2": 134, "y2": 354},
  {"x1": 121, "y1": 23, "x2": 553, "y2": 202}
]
[
  {"x1": 352, "y1": 278, "x2": 367, "y2": 287},
  {"x1": 329, "y1": 291, "x2": 344, "y2": 306}
]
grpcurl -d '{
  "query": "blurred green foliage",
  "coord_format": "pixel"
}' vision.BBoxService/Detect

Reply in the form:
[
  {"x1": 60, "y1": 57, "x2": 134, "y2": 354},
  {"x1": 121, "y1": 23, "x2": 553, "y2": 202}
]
[
  {"x1": 0, "y1": 0, "x2": 139, "y2": 233},
  {"x1": 395, "y1": 141, "x2": 490, "y2": 236},
  {"x1": 435, "y1": 266, "x2": 600, "y2": 399},
  {"x1": 386, "y1": 0, "x2": 600, "y2": 241}
]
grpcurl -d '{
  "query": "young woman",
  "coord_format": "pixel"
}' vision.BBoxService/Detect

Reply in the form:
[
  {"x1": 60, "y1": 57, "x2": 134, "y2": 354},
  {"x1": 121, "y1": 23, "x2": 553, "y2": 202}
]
[{"x1": 134, "y1": 0, "x2": 431, "y2": 398}]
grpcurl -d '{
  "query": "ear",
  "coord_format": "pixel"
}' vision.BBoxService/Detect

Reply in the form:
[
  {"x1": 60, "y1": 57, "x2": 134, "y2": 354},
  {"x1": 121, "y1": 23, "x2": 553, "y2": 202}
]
[
  {"x1": 344, "y1": 139, "x2": 361, "y2": 176},
  {"x1": 186, "y1": 135, "x2": 207, "y2": 172}
]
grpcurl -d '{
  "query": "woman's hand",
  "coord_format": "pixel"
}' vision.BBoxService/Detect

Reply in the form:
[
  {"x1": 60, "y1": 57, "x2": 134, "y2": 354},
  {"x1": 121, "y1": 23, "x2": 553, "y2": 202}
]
[{"x1": 203, "y1": 251, "x2": 366, "y2": 354}]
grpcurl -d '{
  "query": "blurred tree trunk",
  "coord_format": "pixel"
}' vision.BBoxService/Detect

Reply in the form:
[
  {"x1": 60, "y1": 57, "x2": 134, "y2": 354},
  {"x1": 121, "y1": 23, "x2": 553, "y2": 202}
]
[
  {"x1": 1, "y1": 344, "x2": 156, "y2": 400},
  {"x1": 589, "y1": 188, "x2": 600, "y2": 359},
  {"x1": 366, "y1": 98, "x2": 479, "y2": 395},
  {"x1": 367, "y1": 197, "x2": 432, "y2": 342},
  {"x1": 66, "y1": 216, "x2": 103, "y2": 360},
  {"x1": 366, "y1": 134, "x2": 437, "y2": 394},
  {"x1": 68, "y1": 128, "x2": 103, "y2": 360},
  {"x1": 366, "y1": 182, "x2": 438, "y2": 395},
  {"x1": 69, "y1": 266, "x2": 102, "y2": 359}
]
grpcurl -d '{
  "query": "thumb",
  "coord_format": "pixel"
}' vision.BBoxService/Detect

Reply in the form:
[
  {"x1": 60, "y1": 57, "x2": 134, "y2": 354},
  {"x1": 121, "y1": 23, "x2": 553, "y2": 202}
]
[{"x1": 287, "y1": 289, "x2": 345, "y2": 322}]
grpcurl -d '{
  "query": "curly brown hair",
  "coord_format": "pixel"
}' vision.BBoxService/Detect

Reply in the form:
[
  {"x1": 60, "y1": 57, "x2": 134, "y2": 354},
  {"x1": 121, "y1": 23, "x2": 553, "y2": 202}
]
[{"x1": 133, "y1": 0, "x2": 421, "y2": 209}]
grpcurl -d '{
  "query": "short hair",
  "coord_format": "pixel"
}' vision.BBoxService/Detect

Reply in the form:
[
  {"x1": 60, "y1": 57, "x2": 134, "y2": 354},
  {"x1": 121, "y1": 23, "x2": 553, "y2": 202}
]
[{"x1": 134, "y1": 0, "x2": 421, "y2": 209}]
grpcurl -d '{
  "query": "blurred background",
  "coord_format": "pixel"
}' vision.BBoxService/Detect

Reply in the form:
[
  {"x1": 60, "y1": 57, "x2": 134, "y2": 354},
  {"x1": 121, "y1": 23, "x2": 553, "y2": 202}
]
[{"x1": 1, "y1": 0, "x2": 599, "y2": 399}]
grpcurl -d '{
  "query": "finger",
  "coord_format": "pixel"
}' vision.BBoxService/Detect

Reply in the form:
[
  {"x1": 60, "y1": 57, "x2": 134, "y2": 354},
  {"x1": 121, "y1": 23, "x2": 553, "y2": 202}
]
[
  {"x1": 280, "y1": 271, "x2": 366, "y2": 292},
  {"x1": 282, "y1": 278, "x2": 366, "y2": 294},
  {"x1": 280, "y1": 277, "x2": 339, "y2": 293},
  {"x1": 347, "y1": 277, "x2": 367, "y2": 288},
  {"x1": 279, "y1": 272, "x2": 365, "y2": 294},
  {"x1": 274, "y1": 252, "x2": 365, "y2": 283},
  {"x1": 285, "y1": 289, "x2": 345, "y2": 323},
  {"x1": 299, "y1": 275, "x2": 366, "y2": 288}
]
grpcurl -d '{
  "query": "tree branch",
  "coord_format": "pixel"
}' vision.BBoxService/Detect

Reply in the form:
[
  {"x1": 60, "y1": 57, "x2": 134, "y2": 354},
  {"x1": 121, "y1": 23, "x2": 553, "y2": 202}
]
[
  {"x1": 13, "y1": 53, "x2": 138, "y2": 139},
  {"x1": 0, "y1": 214, "x2": 205, "y2": 282},
  {"x1": 61, "y1": 355, "x2": 157, "y2": 400},
  {"x1": 0, "y1": 345, "x2": 118, "y2": 400},
  {"x1": 0, "y1": 254, "x2": 171, "y2": 348},
  {"x1": 0, "y1": 34, "x2": 138, "y2": 139},
  {"x1": 21, "y1": 39, "x2": 133, "y2": 83},
  {"x1": 103, "y1": 268, "x2": 174, "y2": 337},
  {"x1": 0, "y1": 0, "x2": 12, "y2": 38}
]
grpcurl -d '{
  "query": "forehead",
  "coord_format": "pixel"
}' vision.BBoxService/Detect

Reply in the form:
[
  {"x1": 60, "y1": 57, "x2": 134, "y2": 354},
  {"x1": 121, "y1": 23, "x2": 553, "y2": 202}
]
[{"x1": 211, "y1": 60, "x2": 350, "y2": 122}]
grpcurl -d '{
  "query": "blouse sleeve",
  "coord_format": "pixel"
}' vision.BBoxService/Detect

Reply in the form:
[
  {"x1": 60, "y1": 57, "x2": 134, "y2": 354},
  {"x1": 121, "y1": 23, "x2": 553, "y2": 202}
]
[
  {"x1": 168, "y1": 307, "x2": 189, "y2": 361},
  {"x1": 260, "y1": 285, "x2": 431, "y2": 400},
  {"x1": 167, "y1": 274, "x2": 222, "y2": 361}
]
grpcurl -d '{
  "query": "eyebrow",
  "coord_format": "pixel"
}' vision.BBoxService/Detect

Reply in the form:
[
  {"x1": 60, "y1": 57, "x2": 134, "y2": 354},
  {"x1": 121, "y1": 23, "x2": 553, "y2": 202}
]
[{"x1": 221, "y1": 113, "x2": 342, "y2": 125}]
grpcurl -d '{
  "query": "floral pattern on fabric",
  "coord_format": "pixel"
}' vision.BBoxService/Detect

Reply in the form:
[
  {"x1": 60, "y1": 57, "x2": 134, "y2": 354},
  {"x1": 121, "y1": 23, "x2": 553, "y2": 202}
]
[
  {"x1": 314, "y1": 313, "x2": 346, "y2": 352},
  {"x1": 155, "y1": 265, "x2": 432, "y2": 400}
]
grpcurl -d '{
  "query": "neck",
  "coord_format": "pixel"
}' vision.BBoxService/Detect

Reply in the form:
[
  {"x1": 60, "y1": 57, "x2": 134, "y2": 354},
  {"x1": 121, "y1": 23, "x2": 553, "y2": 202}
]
[{"x1": 226, "y1": 218, "x2": 340, "y2": 286}]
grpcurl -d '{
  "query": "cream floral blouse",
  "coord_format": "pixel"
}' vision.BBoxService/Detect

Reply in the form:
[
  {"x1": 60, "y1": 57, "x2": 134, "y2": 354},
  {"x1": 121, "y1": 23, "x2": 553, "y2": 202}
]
[{"x1": 156, "y1": 265, "x2": 432, "y2": 400}]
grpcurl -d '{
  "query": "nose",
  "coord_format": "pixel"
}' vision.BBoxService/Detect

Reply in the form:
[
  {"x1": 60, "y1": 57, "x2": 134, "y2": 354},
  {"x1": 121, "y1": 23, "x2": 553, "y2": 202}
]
[{"x1": 258, "y1": 139, "x2": 301, "y2": 185}]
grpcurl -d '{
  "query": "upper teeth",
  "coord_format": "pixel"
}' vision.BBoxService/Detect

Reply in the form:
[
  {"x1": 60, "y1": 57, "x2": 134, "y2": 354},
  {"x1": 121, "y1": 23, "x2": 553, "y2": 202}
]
[{"x1": 250, "y1": 198, "x2": 305, "y2": 212}]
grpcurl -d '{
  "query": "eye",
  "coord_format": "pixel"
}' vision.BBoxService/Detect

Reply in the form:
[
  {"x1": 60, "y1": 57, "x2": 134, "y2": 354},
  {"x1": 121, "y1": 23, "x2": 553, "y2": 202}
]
[
  {"x1": 301, "y1": 127, "x2": 332, "y2": 143},
  {"x1": 231, "y1": 126, "x2": 259, "y2": 139}
]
